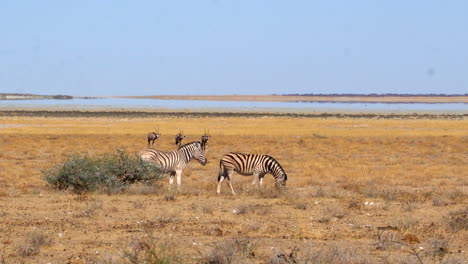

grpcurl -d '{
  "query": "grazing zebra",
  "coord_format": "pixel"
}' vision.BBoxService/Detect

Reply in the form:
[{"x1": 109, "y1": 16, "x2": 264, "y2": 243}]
[
  {"x1": 217, "y1": 153, "x2": 287, "y2": 195},
  {"x1": 139, "y1": 141, "x2": 207, "y2": 188}
]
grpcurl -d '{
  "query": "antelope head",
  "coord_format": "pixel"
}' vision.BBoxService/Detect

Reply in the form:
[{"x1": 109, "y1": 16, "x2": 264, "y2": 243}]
[
  {"x1": 147, "y1": 126, "x2": 161, "y2": 147},
  {"x1": 201, "y1": 129, "x2": 211, "y2": 151},
  {"x1": 175, "y1": 130, "x2": 185, "y2": 146}
]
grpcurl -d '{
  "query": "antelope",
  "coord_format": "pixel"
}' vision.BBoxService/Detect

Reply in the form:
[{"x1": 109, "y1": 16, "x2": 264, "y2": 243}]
[
  {"x1": 147, "y1": 126, "x2": 161, "y2": 147},
  {"x1": 201, "y1": 129, "x2": 211, "y2": 151},
  {"x1": 175, "y1": 130, "x2": 185, "y2": 148}
]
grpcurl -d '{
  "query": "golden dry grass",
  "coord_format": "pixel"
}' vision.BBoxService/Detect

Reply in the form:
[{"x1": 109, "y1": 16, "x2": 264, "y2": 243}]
[{"x1": 0, "y1": 113, "x2": 467, "y2": 263}]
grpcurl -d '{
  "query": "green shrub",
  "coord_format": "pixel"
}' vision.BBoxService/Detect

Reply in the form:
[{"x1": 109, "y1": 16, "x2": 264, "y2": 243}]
[{"x1": 44, "y1": 149, "x2": 163, "y2": 193}]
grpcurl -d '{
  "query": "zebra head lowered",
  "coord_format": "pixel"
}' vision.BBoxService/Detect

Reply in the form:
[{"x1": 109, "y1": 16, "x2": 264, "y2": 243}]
[
  {"x1": 147, "y1": 126, "x2": 161, "y2": 147},
  {"x1": 217, "y1": 153, "x2": 287, "y2": 195}
]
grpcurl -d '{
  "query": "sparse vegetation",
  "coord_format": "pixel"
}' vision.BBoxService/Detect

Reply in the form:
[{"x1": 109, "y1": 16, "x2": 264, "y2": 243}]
[
  {"x1": 447, "y1": 206, "x2": 468, "y2": 232},
  {"x1": 121, "y1": 231, "x2": 183, "y2": 264},
  {"x1": 202, "y1": 238, "x2": 255, "y2": 264},
  {"x1": 43, "y1": 149, "x2": 164, "y2": 193},
  {"x1": 16, "y1": 230, "x2": 53, "y2": 257},
  {"x1": 0, "y1": 112, "x2": 466, "y2": 263}
]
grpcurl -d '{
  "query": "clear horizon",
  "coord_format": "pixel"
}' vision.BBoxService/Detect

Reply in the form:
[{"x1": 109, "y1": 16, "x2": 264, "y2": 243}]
[{"x1": 1, "y1": 1, "x2": 467, "y2": 96}]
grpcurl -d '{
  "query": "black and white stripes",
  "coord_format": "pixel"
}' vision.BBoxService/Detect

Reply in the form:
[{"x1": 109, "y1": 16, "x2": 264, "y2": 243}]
[
  {"x1": 217, "y1": 153, "x2": 287, "y2": 195},
  {"x1": 139, "y1": 141, "x2": 206, "y2": 188}
]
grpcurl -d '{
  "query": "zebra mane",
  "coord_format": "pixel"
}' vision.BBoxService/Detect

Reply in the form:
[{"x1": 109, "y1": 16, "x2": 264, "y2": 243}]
[
  {"x1": 265, "y1": 155, "x2": 287, "y2": 178},
  {"x1": 178, "y1": 141, "x2": 202, "y2": 149}
]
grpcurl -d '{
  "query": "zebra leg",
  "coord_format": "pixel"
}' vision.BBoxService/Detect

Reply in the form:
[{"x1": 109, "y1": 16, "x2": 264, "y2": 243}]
[
  {"x1": 175, "y1": 170, "x2": 182, "y2": 189},
  {"x1": 259, "y1": 175, "x2": 264, "y2": 187},
  {"x1": 252, "y1": 172, "x2": 259, "y2": 185},
  {"x1": 169, "y1": 171, "x2": 175, "y2": 186},
  {"x1": 217, "y1": 176, "x2": 225, "y2": 195},
  {"x1": 227, "y1": 170, "x2": 236, "y2": 195}
]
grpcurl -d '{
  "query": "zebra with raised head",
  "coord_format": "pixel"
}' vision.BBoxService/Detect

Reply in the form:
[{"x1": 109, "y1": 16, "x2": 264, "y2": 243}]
[
  {"x1": 217, "y1": 153, "x2": 287, "y2": 195},
  {"x1": 139, "y1": 141, "x2": 207, "y2": 188}
]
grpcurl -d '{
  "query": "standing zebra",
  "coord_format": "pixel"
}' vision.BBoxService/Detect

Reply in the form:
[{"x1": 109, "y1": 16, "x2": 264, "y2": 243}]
[
  {"x1": 217, "y1": 153, "x2": 287, "y2": 195},
  {"x1": 139, "y1": 141, "x2": 207, "y2": 188}
]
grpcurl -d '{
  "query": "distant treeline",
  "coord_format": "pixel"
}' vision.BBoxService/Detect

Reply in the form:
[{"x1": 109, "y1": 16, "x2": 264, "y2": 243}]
[
  {"x1": 0, "y1": 93, "x2": 73, "y2": 100},
  {"x1": 282, "y1": 93, "x2": 468, "y2": 97}
]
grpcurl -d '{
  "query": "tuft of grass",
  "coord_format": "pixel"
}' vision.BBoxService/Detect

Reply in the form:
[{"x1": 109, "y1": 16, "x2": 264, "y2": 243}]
[
  {"x1": 286, "y1": 192, "x2": 308, "y2": 210},
  {"x1": 303, "y1": 243, "x2": 376, "y2": 264},
  {"x1": 375, "y1": 229, "x2": 402, "y2": 250},
  {"x1": 270, "y1": 247, "x2": 300, "y2": 264},
  {"x1": 76, "y1": 200, "x2": 103, "y2": 218},
  {"x1": 317, "y1": 204, "x2": 345, "y2": 223},
  {"x1": 447, "y1": 206, "x2": 468, "y2": 232},
  {"x1": 43, "y1": 149, "x2": 164, "y2": 193},
  {"x1": 16, "y1": 230, "x2": 53, "y2": 257},
  {"x1": 395, "y1": 215, "x2": 419, "y2": 231},
  {"x1": 202, "y1": 238, "x2": 255, "y2": 264},
  {"x1": 122, "y1": 231, "x2": 182, "y2": 264}
]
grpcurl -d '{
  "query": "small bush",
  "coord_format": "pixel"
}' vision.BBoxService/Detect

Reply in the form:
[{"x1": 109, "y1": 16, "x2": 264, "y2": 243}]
[
  {"x1": 447, "y1": 206, "x2": 468, "y2": 232},
  {"x1": 317, "y1": 204, "x2": 345, "y2": 223},
  {"x1": 396, "y1": 215, "x2": 419, "y2": 231},
  {"x1": 303, "y1": 243, "x2": 375, "y2": 264},
  {"x1": 16, "y1": 230, "x2": 53, "y2": 257},
  {"x1": 44, "y1": 149, "x2": 163, "y2": 193},
  {"x1": 202, "y1": 238, "x2": 255, "y2": 264},
  {"x1": 270, "y1": 247, "x2": 300, "y2": 264},
  {"x1": 122, "y1": 231, "x2": 182, "y2": 264}
]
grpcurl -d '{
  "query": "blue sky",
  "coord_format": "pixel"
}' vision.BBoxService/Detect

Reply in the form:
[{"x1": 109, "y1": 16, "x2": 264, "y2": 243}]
[{"x1": 1, "y1": 1, "x2": 467, "y2": 96}]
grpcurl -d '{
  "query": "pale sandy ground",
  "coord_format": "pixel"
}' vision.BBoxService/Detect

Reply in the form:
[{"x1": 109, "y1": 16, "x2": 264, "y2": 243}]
[
  {"x1": 113, "y1": 95, "x2": 468, "y2": 103},
  {"x1": 0, "y1": 106, "x2": 466, "y2": 116}
]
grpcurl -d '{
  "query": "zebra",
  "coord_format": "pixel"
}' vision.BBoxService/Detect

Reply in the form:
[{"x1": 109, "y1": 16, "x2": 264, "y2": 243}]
[
  {"x1": 139, "y1": 141, "x2": 207, "y2": 188},
  {"x1": 217, "y1": 152, "x2": 287, "y2": 195}
]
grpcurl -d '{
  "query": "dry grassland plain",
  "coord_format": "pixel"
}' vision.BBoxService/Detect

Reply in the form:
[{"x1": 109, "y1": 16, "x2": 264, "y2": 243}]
[{"x1": 0, "y1": 111, "x2": 467, "y2": 263}]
